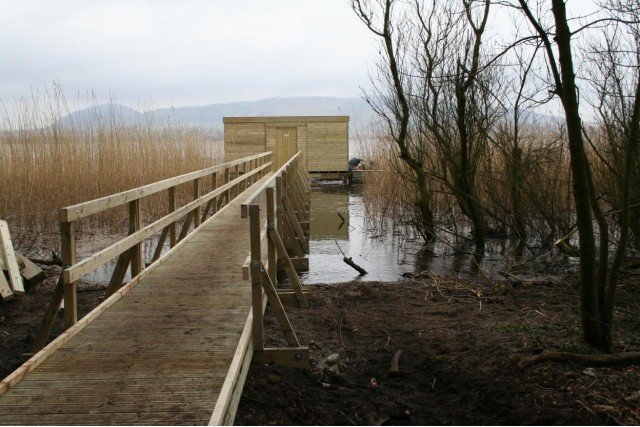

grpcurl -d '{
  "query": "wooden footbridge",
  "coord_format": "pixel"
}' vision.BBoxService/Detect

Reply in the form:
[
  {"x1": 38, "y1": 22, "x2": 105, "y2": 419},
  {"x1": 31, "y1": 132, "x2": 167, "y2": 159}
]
[{"x1": 0, "y1": 151, "x2": 313, "y2": 425}]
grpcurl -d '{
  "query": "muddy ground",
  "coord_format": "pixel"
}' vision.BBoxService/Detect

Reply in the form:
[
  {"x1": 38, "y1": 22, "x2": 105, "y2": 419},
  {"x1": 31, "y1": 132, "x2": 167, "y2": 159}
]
[
  {"x1": 1, "y1": 268, "x2": 639, "y2": 425},
  {"x1": 237, "y1": 276, "x2": 640, "y2": 425}
]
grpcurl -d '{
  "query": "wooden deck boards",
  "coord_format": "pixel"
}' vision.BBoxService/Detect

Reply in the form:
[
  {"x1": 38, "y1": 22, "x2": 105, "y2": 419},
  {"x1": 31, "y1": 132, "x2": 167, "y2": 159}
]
[{"x1": 0, "y1": 175, "x2": 272, "y2": 426}]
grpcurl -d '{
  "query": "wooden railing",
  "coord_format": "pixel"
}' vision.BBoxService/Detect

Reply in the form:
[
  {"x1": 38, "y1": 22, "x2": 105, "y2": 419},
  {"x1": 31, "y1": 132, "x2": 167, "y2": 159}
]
[
  {"x1": 33, "y1": 152, "x2": 273, "y2": 351},
  {"x1": 209, "y1": 151, "x2": 311, "y2": 425},
  {"x1": 241, "y1": 151, "x2": 311, "y2": 365}
]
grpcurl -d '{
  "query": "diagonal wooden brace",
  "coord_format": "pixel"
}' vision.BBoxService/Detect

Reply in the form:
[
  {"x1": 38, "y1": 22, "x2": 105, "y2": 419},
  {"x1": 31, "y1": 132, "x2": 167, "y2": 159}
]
[{"x1": 267, "y1": 228, "x2": 308, "y2": 308}]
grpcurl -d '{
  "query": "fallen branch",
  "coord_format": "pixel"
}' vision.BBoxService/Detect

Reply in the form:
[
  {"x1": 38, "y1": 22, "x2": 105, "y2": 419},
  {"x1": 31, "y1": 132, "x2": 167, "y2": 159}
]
[
  {"x1": 517, "y1": 351, "x2": 640, "y2": 370},
  {"x1": 335, "y1": 240, "x2": 368, "y2": 275},
  {"x1": 389, "y1": 349, "x2": 403, "y2": 374}
]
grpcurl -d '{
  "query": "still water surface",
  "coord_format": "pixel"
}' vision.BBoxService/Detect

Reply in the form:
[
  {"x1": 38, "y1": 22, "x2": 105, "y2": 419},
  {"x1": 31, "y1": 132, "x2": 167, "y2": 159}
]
[{"x1": 300, "y1": 184, "x2": 518, "y2": 284}]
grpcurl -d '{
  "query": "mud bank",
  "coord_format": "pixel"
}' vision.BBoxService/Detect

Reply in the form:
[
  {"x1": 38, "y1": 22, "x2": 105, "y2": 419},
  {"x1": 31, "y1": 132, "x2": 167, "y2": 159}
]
[{"x1": 237, "y1": 277, "x2": 640, "y2": 425}]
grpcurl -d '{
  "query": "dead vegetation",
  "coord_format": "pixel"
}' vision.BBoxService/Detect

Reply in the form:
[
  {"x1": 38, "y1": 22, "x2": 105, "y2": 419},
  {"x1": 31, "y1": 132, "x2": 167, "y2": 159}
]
[{"x1": 0, "y1": 85, "x2": 223, "y2": 245}]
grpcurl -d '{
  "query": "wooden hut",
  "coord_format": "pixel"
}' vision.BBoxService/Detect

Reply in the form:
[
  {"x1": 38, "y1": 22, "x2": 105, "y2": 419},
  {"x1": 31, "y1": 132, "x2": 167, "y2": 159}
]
[{"x1": 223, "y1": 116, "x2": 349, "y2": 175}]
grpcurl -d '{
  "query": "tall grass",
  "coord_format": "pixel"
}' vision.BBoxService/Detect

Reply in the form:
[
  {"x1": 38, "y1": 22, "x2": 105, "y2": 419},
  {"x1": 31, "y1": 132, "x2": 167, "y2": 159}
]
[{"x1": 0, "y1": 88, "x2": 223, "y2": 244}]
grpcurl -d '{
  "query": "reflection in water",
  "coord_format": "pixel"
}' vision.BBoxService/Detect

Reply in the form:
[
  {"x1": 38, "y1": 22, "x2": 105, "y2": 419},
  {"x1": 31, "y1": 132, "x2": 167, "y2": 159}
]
[
  {"x1": 300, "y1": 183, "x2": 554, "y2": 285},
  {"x1": 301, "y1": 184, "x2": 492, "y2": 284}
]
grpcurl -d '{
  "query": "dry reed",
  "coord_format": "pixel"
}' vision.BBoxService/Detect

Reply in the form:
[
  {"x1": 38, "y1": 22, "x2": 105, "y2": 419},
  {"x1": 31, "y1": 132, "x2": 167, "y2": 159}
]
[{"x1": 0, "y1": 88, "x2": 223, "y2": 247}]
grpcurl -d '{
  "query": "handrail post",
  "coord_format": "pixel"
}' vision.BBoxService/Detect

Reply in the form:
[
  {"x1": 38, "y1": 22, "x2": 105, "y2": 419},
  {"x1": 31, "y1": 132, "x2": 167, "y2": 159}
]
[
  {"x1": 249, "y1": 204, "x2": 264, "y2": 351},
  {"x1": 280, "y1": 171, "x2": 293, "y2": 255},
  {"x1": 275, "y1": 175, "x2": 284, "y2": 243},
  {"x1": 224, "y1": 166, "x2": 231, "y2": 207},
  {"x1": 193, "y1": 178, "x2": 201, "y2": 228},
  {"x1": 168, "y1": 187, "x2": 177, "y2": 247},
  {"x1": 253, "y1": 158, "x2": 258, "y2": 181},
  {"x1": 211, "y1": 171, "x2": 218, "y2": 215},
  {"x1": 129, "y1": 200, "x2": 143, "y2": 277},
  {"x1": 266, "y1": 187, "x2": 277, "y2": 285},
  {"x1": 233, "y1": 164, "x2": 240, "y2": 199},
  {"x1": 61, "y1": 221, "x2": 77, "y2": 327}
]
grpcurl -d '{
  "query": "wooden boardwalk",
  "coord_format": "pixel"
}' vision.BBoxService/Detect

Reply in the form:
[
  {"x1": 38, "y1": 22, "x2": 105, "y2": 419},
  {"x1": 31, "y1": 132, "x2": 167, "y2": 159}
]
[{"x1": 0, "y1": 174, "x2": 273, "y2": 425}]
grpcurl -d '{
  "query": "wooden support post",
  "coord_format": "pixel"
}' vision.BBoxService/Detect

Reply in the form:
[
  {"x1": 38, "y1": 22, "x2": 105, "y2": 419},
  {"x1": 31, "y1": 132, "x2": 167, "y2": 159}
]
[
  {"x1": 233, "y1": 164, "x2": 240, "y2": 198},
  {"x1": 292, "y1": 177, "x2": 309, "y2": 217},
  {"x1": 211, "y1": 171, "x2": 218, "y2": 214},
  {"x1": 168, "y1": 186, "x2": 177, "y2": 247},
  {"x1": 151, "y1": 225, "x2": 170, "y2": 262},
  {"x1": 177, "y1": 212, "x2": 195, "y2": 242},
  {"x1": 284, "y1": 198, "x2": 307, "y2": 247},
  {"x1": 267, "y1": 228, "x2": 308, "y2": 308},
  {"x1": 202, "y1": 171, "x2": 218, "y2": 222},
  {"x1": 266, "y1": 188, "x2": 277, "y2": 286},
  {"x1": 276, "y1": 176, "x2": 285, "y2": 241},
  {"x1": 259, "y1": 265, "x2": 299, "y2": 347},
  {"x1": 105, "y1": 249, "x2": 132, "y2": 297},
  {"x1": 275, "y1": 175, "x2": 287, "y2": 276},
  {"x1": 287, "y1": 175, "x2": 307, "y2": 223},
  {"x1": 280, "y1": 171, "x2": 295, "y2": 255},
  {"x1": 32, "y1": 276, "x2": 65, "y2": 351},
  {"x1": 60, "y1": 221, "x2": 77, "y2": 328},
  {"x1": 129, "y1": 200, "x2": 143, "y2": 277},
  {"x1": 283, "y1": 213, "x2": 305, "y2": 257},
  {"x1": 193, "y1": 178, "x2": 201, "y2": 228},
  {"x1": 249, "y1": 205, "x2": 264, "y2": 351},
  {"x1": 224, "y1": 167, "x2": 231, "y2": 205}
]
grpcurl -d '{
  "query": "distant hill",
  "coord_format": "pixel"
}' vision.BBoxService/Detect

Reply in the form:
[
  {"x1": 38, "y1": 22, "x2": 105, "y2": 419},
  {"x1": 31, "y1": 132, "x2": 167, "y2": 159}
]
[
  {"x1": 55, "y1": 103, "x2": 142, "y2": 129},
  {"x1": 55, "y1": 96, "x2": 377, "y2": 130},
  {"x1": 55, "y1": 96, "x2": 566, "y2": 132}
]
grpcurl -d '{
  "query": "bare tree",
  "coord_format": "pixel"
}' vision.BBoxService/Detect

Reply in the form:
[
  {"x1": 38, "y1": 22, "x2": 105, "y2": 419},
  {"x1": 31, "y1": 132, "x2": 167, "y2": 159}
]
[
  {"x1": 409, "y1": 0, "x2": 496, "y2": 255},
  {"x1": 352, "y1": 0, "x2": 438, "y2": 243},
  {"x1": 515, "y1": 0, "x2": 640, "y2": 349}
]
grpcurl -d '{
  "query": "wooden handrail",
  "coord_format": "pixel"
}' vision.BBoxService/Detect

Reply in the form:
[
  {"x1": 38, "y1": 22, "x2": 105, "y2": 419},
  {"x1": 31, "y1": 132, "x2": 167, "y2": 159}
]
[
  {"x1": 45, "y1": 151, "x2": 274, "y2": 339},
  {"x1": 60, "y1": 151, "x2": 272, "y2": 222},
  {"x1": 63, "y1": 162, "x2": 272, "y2": 284},
  {"x1": 240, "y1": 151, "x2": 302, "y2": 217}
]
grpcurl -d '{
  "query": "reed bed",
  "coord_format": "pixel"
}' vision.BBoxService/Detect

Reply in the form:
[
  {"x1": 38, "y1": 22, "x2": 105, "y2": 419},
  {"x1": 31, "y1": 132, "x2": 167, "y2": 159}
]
[
  {"x1": 354, "y1": 125, "x2": 586, "y2": 250},
  {"x1": 0, "y1": 93, "x2": 223, "y2": 251}
]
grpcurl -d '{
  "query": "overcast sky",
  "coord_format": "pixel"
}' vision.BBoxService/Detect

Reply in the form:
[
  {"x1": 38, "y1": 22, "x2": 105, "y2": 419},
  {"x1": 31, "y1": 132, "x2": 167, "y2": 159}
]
[
  {"x1": 0, "y1": 0, "x2": 599, "y2": 114},
  {"x1": 0, "y1": 0, "x2": 377, "y2": 112}
]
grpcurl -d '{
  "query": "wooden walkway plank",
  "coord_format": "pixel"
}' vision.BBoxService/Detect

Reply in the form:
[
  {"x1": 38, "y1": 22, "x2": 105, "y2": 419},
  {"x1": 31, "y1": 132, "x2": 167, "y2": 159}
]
[{"x1": 0, "y1": 174, "x2": 275, "y2": 426}]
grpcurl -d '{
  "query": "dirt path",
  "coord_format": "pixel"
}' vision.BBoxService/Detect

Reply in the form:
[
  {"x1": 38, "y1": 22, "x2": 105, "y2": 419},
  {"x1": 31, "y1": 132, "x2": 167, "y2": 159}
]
[{"x1": 237, "y1": 278, "x2": 640, "y2": 425}]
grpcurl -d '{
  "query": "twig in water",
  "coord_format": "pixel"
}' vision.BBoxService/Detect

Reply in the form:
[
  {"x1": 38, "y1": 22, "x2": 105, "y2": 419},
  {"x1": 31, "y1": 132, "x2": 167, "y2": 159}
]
[{"x1": 335, "y1": 240, "x2": 368, "y2": 275}]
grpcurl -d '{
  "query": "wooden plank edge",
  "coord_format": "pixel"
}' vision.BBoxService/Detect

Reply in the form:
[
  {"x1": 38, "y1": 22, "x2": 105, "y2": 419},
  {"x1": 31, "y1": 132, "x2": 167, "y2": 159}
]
[
  {"x1": 209, "y1": 289, "x2": 268, "y2": 426},
  {"x1": 0, "y1": 191, "x2": 242, "y2": 396}
]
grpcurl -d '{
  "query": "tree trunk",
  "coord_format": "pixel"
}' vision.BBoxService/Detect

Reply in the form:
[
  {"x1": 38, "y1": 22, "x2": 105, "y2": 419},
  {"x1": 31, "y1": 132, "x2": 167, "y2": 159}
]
[{"x1": 551, "y1": 0, "x2": 604, "y2": 347}]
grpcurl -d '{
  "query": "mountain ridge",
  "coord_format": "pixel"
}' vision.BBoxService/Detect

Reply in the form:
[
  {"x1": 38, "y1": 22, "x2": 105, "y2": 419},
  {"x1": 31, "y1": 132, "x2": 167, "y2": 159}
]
[{"x1": 55, "y1": 96, "x2": 376, "y2": 130}]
